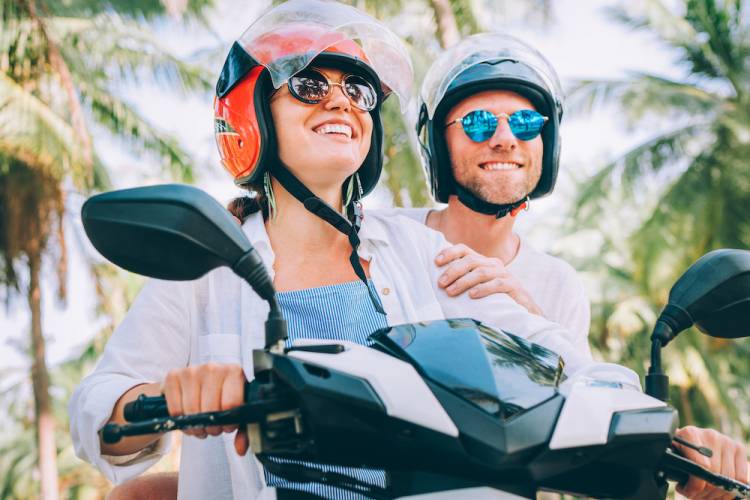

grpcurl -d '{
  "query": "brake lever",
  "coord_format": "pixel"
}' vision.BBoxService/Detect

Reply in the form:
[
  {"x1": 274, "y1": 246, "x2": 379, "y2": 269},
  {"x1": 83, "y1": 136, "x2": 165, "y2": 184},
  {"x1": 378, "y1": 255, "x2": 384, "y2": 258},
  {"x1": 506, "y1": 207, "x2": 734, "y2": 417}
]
[
  {"x1": 673, "y1": 435, "x2": 713, "y2": 458},
  {"x1": 102, "y1": 405, "x2": 250, "y2": 444},
  {"x1": 660, "y1": 448, "x2": 750, "y2": 499},
  {"x1": 101, "y1": 383, "x2": 296, "y2": 444}
]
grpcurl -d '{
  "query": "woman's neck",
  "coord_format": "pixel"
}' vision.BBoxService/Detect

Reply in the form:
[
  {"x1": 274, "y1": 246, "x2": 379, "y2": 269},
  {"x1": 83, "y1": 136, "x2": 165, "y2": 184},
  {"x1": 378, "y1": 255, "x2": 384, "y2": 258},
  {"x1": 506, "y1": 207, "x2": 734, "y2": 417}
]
[
  {"x1": 265, "y1": 177, "x2": 350, "y2": 252},
  {"x1": 265, "y1": 176, "x2": 370, "y2": 291}
]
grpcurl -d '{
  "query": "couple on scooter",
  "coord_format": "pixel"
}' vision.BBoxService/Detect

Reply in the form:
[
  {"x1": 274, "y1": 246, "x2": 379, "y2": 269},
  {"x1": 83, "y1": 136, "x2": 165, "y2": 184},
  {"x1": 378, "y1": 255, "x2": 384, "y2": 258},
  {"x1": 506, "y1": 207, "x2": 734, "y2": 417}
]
[{"x1": 70, "y1": 1, "x2": 746, "y2": 499}]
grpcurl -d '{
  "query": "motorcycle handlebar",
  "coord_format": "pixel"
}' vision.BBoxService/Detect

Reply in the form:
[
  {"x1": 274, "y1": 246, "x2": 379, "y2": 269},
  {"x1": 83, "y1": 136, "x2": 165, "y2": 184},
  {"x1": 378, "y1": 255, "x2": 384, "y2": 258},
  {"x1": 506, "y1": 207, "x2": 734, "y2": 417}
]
[{"x1": 101, "y1": 382, "x2": 294, "y2": 444}]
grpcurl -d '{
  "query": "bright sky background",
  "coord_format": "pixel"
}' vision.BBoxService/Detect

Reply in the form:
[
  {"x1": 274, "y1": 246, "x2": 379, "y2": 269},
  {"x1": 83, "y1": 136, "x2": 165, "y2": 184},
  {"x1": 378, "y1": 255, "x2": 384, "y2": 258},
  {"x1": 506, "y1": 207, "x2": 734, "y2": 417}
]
[{"x1": 0, "y1": 0, "x2": 682, "y2": 380}]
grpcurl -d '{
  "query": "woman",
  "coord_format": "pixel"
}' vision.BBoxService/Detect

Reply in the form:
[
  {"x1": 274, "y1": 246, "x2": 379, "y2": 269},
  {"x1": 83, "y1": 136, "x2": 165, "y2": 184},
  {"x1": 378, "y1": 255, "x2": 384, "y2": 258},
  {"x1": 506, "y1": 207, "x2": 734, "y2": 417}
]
[{"x1": 70, "y1": 1, "x2": 604, "y2": 499}]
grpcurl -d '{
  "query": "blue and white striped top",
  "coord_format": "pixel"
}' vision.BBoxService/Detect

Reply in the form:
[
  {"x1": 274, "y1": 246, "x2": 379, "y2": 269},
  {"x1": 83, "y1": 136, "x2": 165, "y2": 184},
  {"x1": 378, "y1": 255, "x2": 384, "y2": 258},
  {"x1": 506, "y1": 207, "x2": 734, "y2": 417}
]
[{"x1": 263, "y1": 279, "x2": 388, "y2": 499}]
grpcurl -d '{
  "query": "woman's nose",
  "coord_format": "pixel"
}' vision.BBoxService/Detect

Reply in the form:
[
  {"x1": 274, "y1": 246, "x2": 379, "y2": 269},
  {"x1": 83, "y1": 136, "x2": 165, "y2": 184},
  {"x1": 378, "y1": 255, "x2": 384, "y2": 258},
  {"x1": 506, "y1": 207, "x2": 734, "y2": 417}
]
[{"x1": 324, "y1": 83, "x2": 351, "y2": 111}]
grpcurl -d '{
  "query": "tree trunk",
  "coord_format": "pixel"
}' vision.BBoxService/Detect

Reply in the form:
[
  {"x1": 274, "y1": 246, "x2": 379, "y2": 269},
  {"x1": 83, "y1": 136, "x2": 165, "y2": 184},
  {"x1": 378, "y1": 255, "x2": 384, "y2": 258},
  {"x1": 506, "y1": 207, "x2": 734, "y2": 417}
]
[
  {"x1": 29, "y1": 249, "x2": 60, "y2": 500},
  {"x1": 427, "y1": 0, "x2": 460, "y2": 48}
]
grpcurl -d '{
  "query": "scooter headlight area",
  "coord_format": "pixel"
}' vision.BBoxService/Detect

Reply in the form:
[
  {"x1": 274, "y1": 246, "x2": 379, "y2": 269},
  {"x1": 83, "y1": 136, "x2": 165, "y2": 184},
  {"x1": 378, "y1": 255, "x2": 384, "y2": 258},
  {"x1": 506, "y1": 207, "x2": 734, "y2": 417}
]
[{"x1": 249, "y1": 318, "x2": 676, "y2": 499}]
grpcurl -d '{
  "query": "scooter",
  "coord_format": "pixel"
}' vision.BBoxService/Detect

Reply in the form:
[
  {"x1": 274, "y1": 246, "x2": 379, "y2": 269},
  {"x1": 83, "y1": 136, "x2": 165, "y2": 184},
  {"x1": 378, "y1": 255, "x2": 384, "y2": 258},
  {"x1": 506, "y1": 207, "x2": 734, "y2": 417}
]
[{"x1": 81, "y1": 184, "x2": 750, "y2": 499}]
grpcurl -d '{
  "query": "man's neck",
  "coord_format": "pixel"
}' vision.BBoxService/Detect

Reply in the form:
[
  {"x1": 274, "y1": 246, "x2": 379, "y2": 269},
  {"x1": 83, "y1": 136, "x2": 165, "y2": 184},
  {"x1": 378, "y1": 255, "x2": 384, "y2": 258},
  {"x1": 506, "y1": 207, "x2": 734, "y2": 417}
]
[{"x1": 427, "y1": 195, "x2": 520, "y2": 265}]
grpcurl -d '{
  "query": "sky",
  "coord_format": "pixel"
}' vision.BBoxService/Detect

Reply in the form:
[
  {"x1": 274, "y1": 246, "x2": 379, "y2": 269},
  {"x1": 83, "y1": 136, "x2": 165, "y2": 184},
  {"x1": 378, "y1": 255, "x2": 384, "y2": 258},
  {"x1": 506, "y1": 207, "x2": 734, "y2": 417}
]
[{"x1": 0, "y1": 0, "x2": 682, "y2": 380}]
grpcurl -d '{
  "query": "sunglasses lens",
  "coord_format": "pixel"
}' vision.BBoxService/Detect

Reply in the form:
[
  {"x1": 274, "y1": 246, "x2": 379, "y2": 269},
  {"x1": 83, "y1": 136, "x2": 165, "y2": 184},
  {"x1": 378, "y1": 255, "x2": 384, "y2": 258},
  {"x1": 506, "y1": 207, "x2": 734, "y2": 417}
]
[
  {"x1": 289, "y1": 71, "x2": 329, "y2": 103},
  {"x1": 462, "y1": 110, "x2": 497, "y2": 142},
  {"x1": 509, "y1": 110, "x2": 546, "y2": 141},
  {"x1": 344, "y1": 75, "x2": 378, "y2": 111}
]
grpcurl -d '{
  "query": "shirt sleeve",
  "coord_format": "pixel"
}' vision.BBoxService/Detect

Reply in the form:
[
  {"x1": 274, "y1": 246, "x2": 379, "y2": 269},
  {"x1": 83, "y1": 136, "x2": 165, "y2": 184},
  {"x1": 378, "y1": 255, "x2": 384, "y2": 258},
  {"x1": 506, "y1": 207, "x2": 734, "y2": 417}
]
[
  {"x1": 419, "y1": 228, "x2": 594, "y2": 375},
  {"x1": 68, "y1": 278, "x2": 193, "y2": 484},
  {"x1": 551, "y1": 266, "x2": 592, "y2": 359}
]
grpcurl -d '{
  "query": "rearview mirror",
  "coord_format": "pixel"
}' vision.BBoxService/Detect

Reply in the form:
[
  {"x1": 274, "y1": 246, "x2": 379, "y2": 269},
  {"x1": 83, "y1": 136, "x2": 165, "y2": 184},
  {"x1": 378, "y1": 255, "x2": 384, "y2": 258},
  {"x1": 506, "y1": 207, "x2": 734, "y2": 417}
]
[
  {"x1": 81, "y1": 184, "x2": 274, "y2": 301},
  {"x1": 657, "y1": 249, "x2": 750, "y2": 341}
]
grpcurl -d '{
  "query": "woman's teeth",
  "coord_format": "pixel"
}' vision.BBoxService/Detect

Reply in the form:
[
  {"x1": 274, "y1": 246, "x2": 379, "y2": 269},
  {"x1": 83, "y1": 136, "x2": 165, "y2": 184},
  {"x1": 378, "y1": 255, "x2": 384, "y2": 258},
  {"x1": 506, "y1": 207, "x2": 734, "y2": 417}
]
[
  {"x1": 315, "y1": 124, "x2": 352, "y2": 138},
  {"x1": 481, "y1": 162, "x2": 520, "y2": 171}
]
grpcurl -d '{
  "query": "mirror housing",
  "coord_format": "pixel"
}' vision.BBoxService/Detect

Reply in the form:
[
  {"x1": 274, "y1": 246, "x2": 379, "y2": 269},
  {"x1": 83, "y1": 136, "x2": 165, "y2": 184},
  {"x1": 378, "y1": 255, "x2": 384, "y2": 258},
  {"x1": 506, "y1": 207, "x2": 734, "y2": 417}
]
[
  {"x1": 647, "y1": 249, "x2": 750, "y2": 401},
  {"x1": 81, "y1": 184, "x2": 275, "y2": 302},
  {"x1": 654, "y1": 249, "x2": 750, "y2": 344}
]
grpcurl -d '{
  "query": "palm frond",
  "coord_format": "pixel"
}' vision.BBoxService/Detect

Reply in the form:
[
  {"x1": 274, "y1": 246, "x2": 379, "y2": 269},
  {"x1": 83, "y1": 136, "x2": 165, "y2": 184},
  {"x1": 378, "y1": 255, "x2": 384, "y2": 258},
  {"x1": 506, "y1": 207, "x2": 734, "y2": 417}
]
[
  {"x1": 381, "y1": 99, "x2": 429, "y2": 206},
  {"x1": 80, "y1": 81, "x2": 195, "y2": 182},
  {"x1": 567, "y1": 75, "x2": 723, "y2": 123},
  {"x1": 608, "y1": 0, "x2": 749, "y2": 94},
  {"x1": 632, "y1": 137, "x2": 750, "y2": 293},
  {"x1": 58, "y1": 14, "x2": 213, "y2": 93},
  {"x1": 0, "y1": 73, "x2": 86, "y2": 181},
  {"x1": 573, "y1": 122, "x2": 708, "y2": 224},
  {"x1": 683, "y1": 0, "x2": 747, "y2": 94},
  {"x1": 449, "y1": 0, "x2": 480, "y2": 36},
  {"x1": 46, "y1": 0, "x2": 214, "y2": 22}
]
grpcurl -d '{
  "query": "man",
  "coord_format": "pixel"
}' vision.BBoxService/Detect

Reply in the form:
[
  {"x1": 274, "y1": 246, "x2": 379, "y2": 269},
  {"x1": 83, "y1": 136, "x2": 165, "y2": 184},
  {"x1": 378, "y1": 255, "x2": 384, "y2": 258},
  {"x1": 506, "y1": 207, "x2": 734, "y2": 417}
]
[
  {"x1": 382, "y1": 34, "x2": 591, "y2": 357},
  {"x1": 402, "y1": 33, "x2": 746, "y2": 499}
]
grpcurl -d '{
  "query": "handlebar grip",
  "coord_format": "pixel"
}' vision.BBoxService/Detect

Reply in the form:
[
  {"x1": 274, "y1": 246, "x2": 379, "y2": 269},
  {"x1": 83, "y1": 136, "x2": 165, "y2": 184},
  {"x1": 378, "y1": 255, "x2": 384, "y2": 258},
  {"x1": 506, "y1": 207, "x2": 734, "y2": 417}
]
[
  {"x1": 123, "y1": 394, "x2": 169, "y2": 422},
  {"x1": 101, "y1": 423, "x2": 123, "y2": 444}
]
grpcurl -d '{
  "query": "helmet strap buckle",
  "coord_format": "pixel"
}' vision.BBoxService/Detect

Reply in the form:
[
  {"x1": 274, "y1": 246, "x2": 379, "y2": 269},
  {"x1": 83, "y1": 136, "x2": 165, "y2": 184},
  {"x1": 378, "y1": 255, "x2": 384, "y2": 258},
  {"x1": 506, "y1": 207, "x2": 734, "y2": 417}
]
[{"x1": 509, "y1": 197, "x2": 530, "y2": 217}]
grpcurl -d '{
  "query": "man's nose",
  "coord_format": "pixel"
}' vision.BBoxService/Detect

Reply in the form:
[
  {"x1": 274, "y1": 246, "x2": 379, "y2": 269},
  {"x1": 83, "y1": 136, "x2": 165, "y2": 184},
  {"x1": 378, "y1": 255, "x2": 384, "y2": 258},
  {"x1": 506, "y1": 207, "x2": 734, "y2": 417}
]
[{"x1": 487, "y1": 118, "x2": 517, "y2": 150}]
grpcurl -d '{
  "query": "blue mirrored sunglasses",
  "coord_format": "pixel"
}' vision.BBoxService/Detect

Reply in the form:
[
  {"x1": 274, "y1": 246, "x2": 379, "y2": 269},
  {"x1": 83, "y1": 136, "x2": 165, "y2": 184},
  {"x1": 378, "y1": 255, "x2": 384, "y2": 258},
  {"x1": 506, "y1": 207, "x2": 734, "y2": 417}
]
[{"x1": 446, "y1": 109, "x2": 548, "y2": 142}]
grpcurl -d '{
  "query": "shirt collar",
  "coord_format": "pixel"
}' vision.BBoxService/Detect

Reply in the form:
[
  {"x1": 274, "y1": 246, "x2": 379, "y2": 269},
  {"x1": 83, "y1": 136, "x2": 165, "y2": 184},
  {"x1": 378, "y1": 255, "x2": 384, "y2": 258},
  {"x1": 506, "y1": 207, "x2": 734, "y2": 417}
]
[
  {"x1": 242, "y1": 211, "x2": 273, "y2": 254},
  {"x1": 241, "y1": 206, "x2": 391, "y2": 251},
  {"x1": 357, "y1": 209, "x2": 390, "y2": 245}
]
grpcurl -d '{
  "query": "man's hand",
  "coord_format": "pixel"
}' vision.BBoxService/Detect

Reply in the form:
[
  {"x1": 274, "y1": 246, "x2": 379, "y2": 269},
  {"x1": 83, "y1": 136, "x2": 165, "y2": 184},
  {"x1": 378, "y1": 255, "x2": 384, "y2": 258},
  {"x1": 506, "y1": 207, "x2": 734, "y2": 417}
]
[
  {"x1": 674, "y1": 426, "x2": 748, "y2": 499},
  {"x1": 435, "y1": 243, "x2": 543, "y2": 315}
]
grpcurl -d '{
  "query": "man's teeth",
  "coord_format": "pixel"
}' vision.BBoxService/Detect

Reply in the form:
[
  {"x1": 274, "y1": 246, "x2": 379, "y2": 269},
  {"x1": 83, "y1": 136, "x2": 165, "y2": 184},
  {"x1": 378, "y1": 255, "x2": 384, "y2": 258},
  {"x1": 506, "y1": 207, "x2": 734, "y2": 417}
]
[
  {"x1": 315, "y1": 124, "x2": 352, "y2": 138},
  {"x1": 481, "y1": 162, "x2": 520, "y2": 171}
]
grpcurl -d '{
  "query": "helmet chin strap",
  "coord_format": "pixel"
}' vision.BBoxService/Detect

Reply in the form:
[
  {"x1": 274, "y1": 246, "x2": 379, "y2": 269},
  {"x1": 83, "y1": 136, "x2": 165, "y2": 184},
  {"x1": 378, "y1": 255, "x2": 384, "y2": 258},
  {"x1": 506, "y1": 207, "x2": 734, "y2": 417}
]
[
  {"x1": 270, "y1": 162, "x2": 386, "y2": 315},
  {"x1": 455, "y1": 183, "x2": 529, "y2": 219}
]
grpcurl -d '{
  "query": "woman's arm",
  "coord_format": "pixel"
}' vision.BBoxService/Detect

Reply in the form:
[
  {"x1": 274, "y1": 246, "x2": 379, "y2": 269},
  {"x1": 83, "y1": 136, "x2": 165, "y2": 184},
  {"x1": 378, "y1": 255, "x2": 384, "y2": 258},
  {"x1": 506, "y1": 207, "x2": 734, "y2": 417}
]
[{"x1": 69, "y1": 278, "x2": 193, "y2": 483}]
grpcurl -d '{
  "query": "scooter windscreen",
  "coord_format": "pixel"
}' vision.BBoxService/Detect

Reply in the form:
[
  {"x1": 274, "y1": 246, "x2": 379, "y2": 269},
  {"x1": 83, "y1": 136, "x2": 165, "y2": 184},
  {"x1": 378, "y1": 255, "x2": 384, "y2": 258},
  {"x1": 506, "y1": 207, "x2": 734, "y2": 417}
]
[{"x1": 369, "y1": 318, "x2": 565, "y2": 420}]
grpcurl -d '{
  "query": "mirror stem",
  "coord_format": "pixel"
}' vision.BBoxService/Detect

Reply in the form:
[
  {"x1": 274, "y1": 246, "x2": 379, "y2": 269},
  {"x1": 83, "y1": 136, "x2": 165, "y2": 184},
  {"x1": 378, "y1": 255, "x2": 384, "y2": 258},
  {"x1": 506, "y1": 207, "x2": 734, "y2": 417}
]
[
  {"x1": 646, "y1": 335, "x2": 670, "y2": 402},
  {"x1": 265, "y1": 297, "x2": 288, "y2": 352},
  {"x1": 652, "y1": 319, "x2": 676, "y2": 347},
  {"x1": 234, "y1": 249, "x2": 276, "y2": 303}
]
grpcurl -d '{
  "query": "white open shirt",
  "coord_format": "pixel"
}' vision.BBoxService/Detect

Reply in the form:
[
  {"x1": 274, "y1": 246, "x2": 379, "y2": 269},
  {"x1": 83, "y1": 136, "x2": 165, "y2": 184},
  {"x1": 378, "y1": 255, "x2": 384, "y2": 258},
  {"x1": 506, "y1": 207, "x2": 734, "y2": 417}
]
[{"x1": 70, "y1": 210, "x2": 628, "y2": 499}]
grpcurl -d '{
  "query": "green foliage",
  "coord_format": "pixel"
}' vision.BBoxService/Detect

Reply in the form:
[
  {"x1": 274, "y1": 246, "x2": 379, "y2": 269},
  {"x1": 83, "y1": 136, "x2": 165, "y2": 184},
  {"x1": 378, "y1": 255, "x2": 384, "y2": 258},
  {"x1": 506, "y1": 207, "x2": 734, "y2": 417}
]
[
  {"x1": 0, "y1": 0, "x2": 213, "y2": 496},
  {"x1": 567, "y1": 0, "x2": 750, "y2": 437}
]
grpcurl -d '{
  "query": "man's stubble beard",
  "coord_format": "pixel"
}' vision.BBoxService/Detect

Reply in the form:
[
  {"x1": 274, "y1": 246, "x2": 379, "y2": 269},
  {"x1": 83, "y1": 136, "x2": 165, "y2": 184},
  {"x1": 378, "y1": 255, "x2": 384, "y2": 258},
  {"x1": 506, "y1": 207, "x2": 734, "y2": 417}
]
[{"x1": 453, "y1": 161, "x2": 541, "y2": 205}]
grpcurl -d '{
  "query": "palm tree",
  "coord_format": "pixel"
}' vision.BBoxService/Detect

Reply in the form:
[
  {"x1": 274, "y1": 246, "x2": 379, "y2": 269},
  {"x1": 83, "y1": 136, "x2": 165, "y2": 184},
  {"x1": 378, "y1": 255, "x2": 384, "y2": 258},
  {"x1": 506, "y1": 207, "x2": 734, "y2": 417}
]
[
  {"x1": 566, "y1": 0, "x2": 750, "y2": 437},
  {"x1": 0, "y1": 1, "x2": 213, "y2": 497}
]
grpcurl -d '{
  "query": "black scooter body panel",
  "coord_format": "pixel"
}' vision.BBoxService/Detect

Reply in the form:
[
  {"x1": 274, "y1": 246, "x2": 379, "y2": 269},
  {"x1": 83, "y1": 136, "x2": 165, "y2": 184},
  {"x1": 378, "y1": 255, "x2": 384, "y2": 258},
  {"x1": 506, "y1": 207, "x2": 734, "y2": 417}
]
[{"x1": 530, "y1": 407, "x2": 676, "y2": 499}]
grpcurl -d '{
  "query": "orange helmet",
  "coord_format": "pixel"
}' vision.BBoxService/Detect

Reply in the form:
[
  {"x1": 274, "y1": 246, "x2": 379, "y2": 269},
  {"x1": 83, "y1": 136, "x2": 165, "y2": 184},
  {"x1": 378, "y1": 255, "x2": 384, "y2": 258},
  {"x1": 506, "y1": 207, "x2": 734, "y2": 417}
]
[{"x1": 213, "y1": 1, "x2": 412, "y2": 196}]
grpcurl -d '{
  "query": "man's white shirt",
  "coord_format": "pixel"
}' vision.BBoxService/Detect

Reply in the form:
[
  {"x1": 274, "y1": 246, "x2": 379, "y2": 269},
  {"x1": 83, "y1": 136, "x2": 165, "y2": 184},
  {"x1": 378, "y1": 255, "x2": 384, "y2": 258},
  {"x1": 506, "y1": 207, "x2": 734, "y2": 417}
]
[{"x1": 383, "y1": 207, "x2": 592, "y2": 358}]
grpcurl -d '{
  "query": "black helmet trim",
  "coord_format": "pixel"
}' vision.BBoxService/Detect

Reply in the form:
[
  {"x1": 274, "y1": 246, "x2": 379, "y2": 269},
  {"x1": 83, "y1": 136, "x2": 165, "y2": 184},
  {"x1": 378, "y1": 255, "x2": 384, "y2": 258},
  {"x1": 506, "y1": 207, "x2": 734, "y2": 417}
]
[{"x1": 216, "y1": 42, "x2": 255, "y2": 99}]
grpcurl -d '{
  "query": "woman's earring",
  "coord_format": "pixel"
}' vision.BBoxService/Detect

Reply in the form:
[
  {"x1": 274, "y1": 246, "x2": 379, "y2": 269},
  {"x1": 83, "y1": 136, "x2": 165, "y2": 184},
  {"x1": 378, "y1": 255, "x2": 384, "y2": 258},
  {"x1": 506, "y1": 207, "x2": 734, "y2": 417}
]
[
  {"x1": 344, "y1": 174, "x2": 355, "y2": 211},
  {"x1": 343, "y1": 172, "x2": 362, "y2": 212},
  {"x1": 263, "y1": 171, "x2": 277, "y2": 220}
]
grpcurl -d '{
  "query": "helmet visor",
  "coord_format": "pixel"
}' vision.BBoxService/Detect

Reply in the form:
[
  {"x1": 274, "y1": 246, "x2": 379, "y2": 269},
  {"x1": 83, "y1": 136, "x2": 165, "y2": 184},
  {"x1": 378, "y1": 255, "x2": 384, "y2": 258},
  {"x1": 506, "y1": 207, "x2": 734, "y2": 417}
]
[
  {"x1": 238, "y1": 0, "x2": 414, "y2": 112},
  {"x1": 420, "y1": 33, "x2": 563, "y2": 118}
]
